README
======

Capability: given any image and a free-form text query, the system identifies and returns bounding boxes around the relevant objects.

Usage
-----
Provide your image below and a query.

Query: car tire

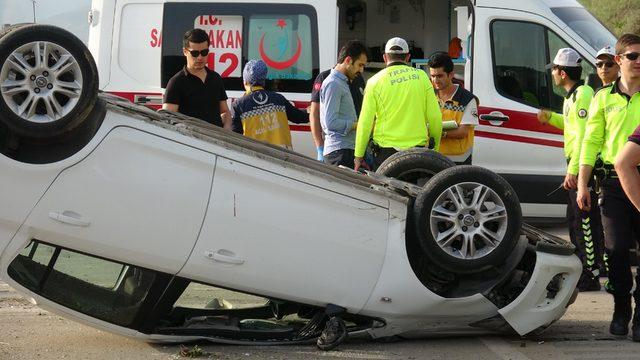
[375,149,456,186]
[413,165,522,274]
[0,24,98,140]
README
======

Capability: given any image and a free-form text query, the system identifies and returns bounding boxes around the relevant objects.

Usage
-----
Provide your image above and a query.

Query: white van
[1,0,91,44]
[87,0,617,220]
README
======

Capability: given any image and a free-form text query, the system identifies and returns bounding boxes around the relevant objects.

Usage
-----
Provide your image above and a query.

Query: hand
[316,147,324,161]
[537,109,551,124]
[576,184,591,211]
[354,157,370,172]
[563,173,577,190]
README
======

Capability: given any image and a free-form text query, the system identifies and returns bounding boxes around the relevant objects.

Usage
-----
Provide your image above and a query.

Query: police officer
[577,34,640,341]
[537,48,603,292]
[354,37,442,171]
[596,45,620,88]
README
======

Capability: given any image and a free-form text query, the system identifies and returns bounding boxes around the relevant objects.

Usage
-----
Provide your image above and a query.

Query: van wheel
[0,24,98,140]
[413,166,522,274]
[375,149,455,186]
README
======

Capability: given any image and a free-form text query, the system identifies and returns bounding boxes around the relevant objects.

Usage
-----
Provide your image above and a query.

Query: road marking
[480,337,531,360]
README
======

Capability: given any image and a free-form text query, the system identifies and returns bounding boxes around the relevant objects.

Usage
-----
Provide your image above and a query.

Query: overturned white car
[0,25,580,349]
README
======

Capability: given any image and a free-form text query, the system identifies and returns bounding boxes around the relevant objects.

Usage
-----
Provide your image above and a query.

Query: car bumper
[498,250,581,335]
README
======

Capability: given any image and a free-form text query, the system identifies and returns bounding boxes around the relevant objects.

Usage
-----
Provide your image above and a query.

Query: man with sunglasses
[577,34,640,342]
[596,46,620,88]
[537,48,602,292]
[163,28,232,129]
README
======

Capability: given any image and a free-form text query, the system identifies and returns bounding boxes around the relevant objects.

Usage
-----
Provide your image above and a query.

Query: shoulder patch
[578,109,588,119]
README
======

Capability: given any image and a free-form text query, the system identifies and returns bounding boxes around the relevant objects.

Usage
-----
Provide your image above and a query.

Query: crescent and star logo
[252,91,269,105]
[258,19,302,70]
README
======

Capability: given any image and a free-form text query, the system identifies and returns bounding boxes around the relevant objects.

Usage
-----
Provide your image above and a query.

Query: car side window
[8,240,167,328]
[491,20,597,113]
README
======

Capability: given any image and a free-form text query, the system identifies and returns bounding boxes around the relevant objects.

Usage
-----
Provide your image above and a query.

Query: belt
[600,164,640,179]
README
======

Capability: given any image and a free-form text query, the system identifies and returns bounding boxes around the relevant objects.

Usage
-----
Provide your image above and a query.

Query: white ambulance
[86,0,617,219]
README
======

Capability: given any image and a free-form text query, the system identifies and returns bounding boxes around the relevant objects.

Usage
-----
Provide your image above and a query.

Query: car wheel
[375,149,455,186]
[413,165,522,274]
[0,24,98,140]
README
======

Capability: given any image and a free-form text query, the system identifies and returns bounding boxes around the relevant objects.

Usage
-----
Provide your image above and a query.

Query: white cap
[385,37,409,54]
[596,45,616,59]
[547,48,582,68]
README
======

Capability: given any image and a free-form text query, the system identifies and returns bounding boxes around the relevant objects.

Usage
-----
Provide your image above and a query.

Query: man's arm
[445,98,477,139]
[309,102,324,148]
[321,82,353,135]
[283,98,309,124]
[567,87,594,176]
[577,95,605,210]
[354,84,376,171]
[162,103,179,112]
[230,100,243,134]
[162,77,180,112]
[219,100,232,130]
[425,86,443,151]
[537,109,563,129]
[616,142,640,211]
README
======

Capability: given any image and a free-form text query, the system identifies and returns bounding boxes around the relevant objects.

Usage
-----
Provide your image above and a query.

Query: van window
[491,21,551,109]
[547,31,597,99]
[491,20,596,113]
[550,7,617,52]
[8,240,169,328]
[161,3,319,93]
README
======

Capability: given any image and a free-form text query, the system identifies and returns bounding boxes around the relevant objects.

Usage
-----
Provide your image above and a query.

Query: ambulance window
[246,14,314,83]
[194,15,244,79]
[118,4,163,88]
[491,21,551,110]
[161,3,318,93]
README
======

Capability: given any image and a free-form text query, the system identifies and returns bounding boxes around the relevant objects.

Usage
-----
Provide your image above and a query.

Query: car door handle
[480,112,510,125]
[133,94,163,105]
[204,250,245,265]
[48,211,91,227]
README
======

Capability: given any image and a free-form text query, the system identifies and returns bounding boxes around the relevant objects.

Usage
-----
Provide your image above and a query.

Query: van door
[472,6,597,218]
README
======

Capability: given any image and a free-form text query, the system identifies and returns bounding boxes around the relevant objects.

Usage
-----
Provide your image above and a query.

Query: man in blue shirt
[319,41,368,168]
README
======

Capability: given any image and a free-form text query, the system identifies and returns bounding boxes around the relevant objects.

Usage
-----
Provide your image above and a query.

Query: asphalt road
[1,226,638,360]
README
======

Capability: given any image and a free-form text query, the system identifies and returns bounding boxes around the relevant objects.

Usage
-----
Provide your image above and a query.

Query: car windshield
[551,7,617,52]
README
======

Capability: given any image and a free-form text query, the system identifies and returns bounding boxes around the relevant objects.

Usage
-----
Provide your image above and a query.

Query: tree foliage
[579,0,640,36]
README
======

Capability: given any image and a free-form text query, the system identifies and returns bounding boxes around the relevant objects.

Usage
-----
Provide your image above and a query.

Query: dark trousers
[324,149,355,169]
[372,147,398,170]
[567,187,605,276]
[600,178,640,298]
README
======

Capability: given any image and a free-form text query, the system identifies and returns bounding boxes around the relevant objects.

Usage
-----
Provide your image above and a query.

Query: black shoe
[317,316,347,351]
[578,274,601,292]
[610,296,632,336]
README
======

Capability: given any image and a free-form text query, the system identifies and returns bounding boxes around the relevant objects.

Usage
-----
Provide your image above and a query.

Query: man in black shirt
[309,42,366,160]
[163,28,231,129]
